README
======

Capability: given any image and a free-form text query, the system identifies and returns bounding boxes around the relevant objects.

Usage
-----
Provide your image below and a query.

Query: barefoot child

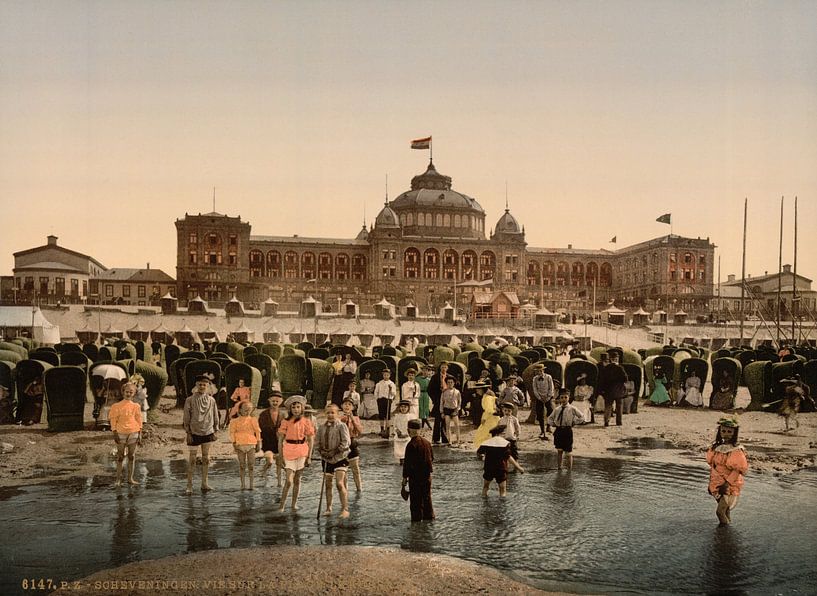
[374,369,397,438]
[109,382,143,487]
[392,399,412,464]
[277,396,315,512]
[258,390,284,485]
[417,365,433,430]
[547,388,585,470]
[477,424,524,497]
[340,397,364,492]
[707,416,749,526]
[229,378,251,418]
[229,401,262,490]
[183,375,220,494]
[497,402,521,460]
[317,404,351,518]
[342,380,361,415]
[441,376,461,445]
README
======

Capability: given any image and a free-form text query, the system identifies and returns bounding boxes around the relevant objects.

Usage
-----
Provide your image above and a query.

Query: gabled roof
[723,271,812,286]
[13,261,87,274]
[14,243,107,270]
[96,268,175,283]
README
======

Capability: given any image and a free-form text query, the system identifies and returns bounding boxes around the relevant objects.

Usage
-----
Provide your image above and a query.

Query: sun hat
[717,416,739,428]
[283,395,307,409]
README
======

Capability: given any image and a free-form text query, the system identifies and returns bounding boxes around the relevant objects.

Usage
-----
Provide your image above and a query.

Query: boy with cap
[259,389,284,486]
[401,368,421,419]
[374,369,397,438]
[183,374,220,494]
[440,376,462,446]
[316,403,351,518]
[497,401,522,460]
[547,388,585,470]
[477,423,525,497]
[499,375,525,408]
[402,419,435,521]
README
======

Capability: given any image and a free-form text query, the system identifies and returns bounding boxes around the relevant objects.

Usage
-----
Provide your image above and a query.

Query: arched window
[351,254,367,280]
[266,251,281,278]
[585,262,598,286]
[556,261,569,286]
[435,213,443,227]
[318,252,333,280]
[284,251,299,279]
[479,251,496,281]
[542,261,554,286]
[335,253,350,280]
[454,214,461,227]
[442,249,458,280]
[443,214,450,227]
[461,250,477,280]
[406,212,414,226]
[404,248,420,279]
[571,262,584,286]
[423,248,440,279]
[249,250,265,278]
[600,262,613,287]
[301,252,316,280]
[527,261,540,286]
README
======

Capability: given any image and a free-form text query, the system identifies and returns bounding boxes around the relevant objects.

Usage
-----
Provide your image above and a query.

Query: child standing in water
[477,424,525,497]
[277,396,315,512]
[392,399,412,464]
[340,397,364,492]
[259,390,284,486]
[229,402,262,490]
[706,416,749,526]
[547,388,585,470]
[109,382,143,487]
[440,376,462,445]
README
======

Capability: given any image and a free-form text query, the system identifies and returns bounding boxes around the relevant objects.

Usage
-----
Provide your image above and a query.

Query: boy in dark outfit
[477,424,525,497]
[401,419,435,521]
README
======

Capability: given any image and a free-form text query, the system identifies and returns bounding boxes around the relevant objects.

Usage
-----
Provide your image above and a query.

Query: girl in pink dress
[706,416,749,526]
[277,395,315,512]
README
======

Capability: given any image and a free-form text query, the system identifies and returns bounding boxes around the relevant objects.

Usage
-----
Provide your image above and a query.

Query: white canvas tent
[0,306,61,344]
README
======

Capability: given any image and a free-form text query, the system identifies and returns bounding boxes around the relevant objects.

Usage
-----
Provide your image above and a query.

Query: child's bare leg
[114,442,125,486]
[186,448,197,494]
[566,452,573,470]
[444,415,451,443]
[127,443,138,484]
[498,480,508,497]
[276,457,283,486]
[291,470,302,510]
[323,473,334,514]
[482,479,491,497]
[247,452,255,490]
[453,416,460,444]
[237,448,246,489]
[200,443,212,491]
[336,470,349,517]
[556,449,564,469]
[262,452,273,476]
[349,458,362,491]
[716,496,730,525]
[279,468,293,511]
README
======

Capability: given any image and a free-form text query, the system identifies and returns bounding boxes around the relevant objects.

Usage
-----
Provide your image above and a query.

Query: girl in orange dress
[277,395,315,512]
[229,402,262,490]
[229,378,251,418]
[109,382,143,487]
[706,416,749,526]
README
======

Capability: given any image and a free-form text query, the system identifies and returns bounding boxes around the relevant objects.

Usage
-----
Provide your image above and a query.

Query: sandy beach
[1,384,814,488]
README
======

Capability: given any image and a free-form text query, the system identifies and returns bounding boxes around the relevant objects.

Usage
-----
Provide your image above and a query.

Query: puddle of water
[0,444,815,595]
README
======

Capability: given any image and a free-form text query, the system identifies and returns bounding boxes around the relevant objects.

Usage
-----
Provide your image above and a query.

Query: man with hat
[530,363,556,440]
[259,389,284,486]
[597,349,628,427]
[183,374,220,494]
[401,419,435,522]
[499,375,525,408]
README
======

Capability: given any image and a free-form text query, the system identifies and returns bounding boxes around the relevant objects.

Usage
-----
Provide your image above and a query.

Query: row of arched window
[525,261,613,287]
[398,212,484,232]
[249,250,367,281]
[402,248,494,281]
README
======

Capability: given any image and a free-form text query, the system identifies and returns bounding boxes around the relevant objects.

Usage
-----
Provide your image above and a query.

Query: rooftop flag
[656,213,671,224]
[610,236,617,243]
[411,136,432,150]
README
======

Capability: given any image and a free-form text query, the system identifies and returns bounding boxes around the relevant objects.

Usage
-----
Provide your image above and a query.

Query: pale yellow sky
[1,1,815,282]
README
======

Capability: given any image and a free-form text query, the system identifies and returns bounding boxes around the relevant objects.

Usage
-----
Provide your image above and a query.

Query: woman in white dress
[571,374,594,424]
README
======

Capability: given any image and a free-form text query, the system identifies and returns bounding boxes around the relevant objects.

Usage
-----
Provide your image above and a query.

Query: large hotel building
[175,160,716,316]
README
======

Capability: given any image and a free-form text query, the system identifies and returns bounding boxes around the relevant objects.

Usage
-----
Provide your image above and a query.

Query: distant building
[90,264,176,306]
[175,160,717,316]
[716,265,816,320]
[10,235,106,305]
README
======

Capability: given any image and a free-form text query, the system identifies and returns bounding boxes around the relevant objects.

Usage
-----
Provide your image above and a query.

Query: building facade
[90,265,176,306]
[175,161,717,316]
[10,235,107,305]
[716,265,816,320]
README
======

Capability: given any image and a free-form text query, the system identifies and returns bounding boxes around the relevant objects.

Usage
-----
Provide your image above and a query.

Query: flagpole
[777,196,784,347]
[792,196,798,343]
[430,138,433,163]
[739,198,747,345]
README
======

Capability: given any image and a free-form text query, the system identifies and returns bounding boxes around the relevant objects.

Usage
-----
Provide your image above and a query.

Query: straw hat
[283,395,307,409]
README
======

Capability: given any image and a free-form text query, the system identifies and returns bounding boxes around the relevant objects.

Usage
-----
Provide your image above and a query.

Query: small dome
[495,209,522,234]
[355,224,369,240]
[374,202,400,228]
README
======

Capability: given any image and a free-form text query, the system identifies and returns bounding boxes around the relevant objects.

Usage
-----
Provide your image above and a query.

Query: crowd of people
[106,347,757,526]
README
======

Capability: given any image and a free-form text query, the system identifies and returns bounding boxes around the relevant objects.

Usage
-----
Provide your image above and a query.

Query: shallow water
[1,444,816,595]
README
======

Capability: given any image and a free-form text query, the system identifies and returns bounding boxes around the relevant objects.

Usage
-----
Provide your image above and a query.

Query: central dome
[390,161,486,240]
